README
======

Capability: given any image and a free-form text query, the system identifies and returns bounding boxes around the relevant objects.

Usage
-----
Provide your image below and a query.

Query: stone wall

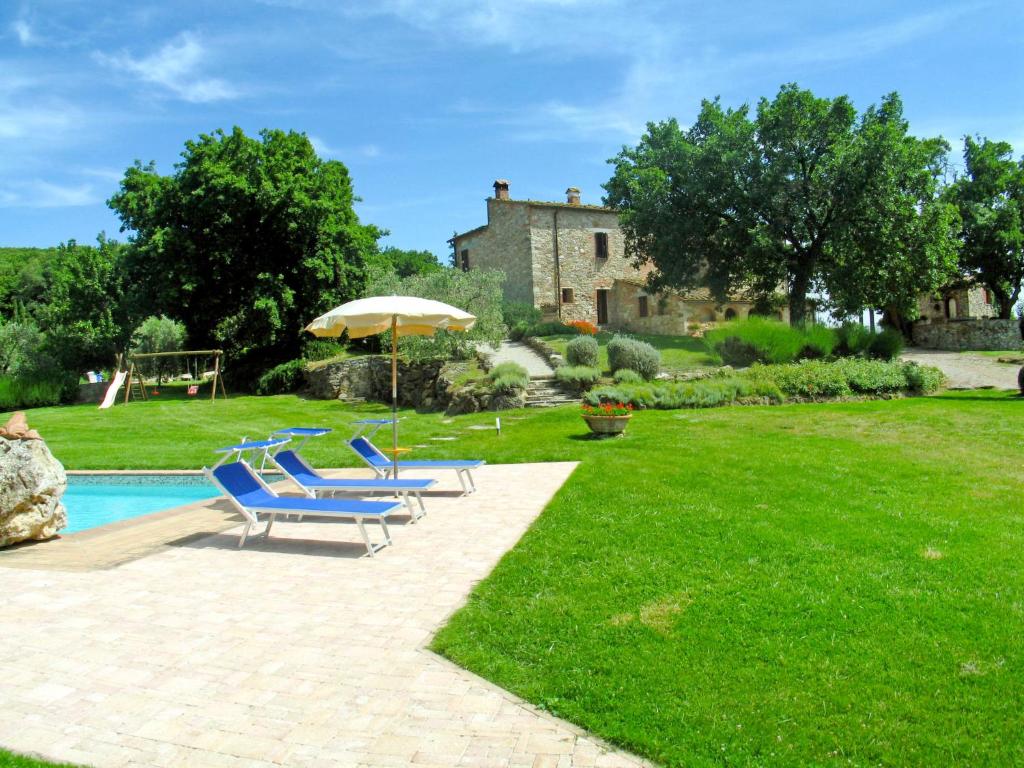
[304,356,452,411]
[529,205,645,324]
[452,199,535,306]
[911,318,1021,351]
[608,282,761,334]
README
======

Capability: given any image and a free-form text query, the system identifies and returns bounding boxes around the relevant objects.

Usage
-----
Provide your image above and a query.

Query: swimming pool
[63,475,220,534]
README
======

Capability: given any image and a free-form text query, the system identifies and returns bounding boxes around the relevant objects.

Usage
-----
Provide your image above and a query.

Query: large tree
[944,136,1024,318]
[37,235,132,373]
[604,84,957,326]
[109,127,383,381]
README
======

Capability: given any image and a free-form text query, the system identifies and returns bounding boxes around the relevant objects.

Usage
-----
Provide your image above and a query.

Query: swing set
[121,349,227,404]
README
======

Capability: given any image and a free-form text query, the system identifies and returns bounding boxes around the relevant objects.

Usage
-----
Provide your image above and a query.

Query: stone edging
[522,335,564,369]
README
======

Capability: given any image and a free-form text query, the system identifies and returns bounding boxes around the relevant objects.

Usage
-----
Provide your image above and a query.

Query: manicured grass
[970,350,1023,361]
[540,331,718,372]
[0,750,79,767]
[4,392,1023,765]
[433,392,1024,766]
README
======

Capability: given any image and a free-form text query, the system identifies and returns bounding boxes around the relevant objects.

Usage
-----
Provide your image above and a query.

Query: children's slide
[98,370,127,409]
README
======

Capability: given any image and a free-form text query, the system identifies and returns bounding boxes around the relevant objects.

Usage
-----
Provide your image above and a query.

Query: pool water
[63,475,220,533]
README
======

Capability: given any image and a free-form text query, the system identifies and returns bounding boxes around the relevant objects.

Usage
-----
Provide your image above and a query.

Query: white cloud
[310,135,383,160]
[12,19,34,45]
[0,180,99,208]
[95,32,237,103]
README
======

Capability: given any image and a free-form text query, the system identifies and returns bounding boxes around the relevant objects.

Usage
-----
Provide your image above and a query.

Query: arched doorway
[724,307,738,321]
[945,297,958,319]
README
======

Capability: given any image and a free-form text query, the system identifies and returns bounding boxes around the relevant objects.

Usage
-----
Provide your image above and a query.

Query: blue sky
[2,1,1022,260]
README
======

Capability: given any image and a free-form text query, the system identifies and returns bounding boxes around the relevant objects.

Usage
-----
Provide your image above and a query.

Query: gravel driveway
[901,348,1020,390]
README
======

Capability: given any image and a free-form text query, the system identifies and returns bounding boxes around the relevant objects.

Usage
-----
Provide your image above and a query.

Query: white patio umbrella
[304,296,476,476]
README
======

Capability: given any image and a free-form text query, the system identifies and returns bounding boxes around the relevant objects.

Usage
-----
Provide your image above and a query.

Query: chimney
[493,179,510,200]
[566,187,581,205]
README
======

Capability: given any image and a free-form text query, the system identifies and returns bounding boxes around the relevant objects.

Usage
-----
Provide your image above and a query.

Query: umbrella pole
[391,315,399,479]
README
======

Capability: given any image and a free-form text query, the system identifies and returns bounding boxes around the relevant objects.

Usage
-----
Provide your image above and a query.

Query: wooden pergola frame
[123,349,227,403]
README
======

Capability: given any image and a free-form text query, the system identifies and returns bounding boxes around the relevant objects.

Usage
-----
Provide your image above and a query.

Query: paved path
[901,348,1020,390]
[0,463,649,768]
[484,341,554,378]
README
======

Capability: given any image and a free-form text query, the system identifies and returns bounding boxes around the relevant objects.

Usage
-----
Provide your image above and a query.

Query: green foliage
[0,319,46,377]
[109,127,383,382]
[36,235,132,374]
[301,338,346,362]
[0,247,57,318]
[836,322,874,356]
[527,321,571,337]
[131,315,187,382]
[374,246,442,278]
[704,318,830,365]
[488,361,529,395]
[502,301,542,329]
[0,375,67,410]
[554,365,601,392]
[586,376,765,409]
[801,323,837,358]
[565,335,599,367]
[255,359,307,395]
[606,334,660,379]
[902,361,946,393]
[605,85,958,325]
[366,267,506,362]
[945,136,1024,318]
[745,358,944,398]
[612,368,643,384]
[868,328,905,360]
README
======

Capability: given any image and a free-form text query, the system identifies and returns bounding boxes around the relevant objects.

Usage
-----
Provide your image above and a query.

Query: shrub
[586,377,759,410]
[566,319,598,335]
[301,338,345,362]
[832,358,911,393]
[746,361,852,398]
[555,365,601,392]
[801,323,838,359]
[0,374,66,409]
[902,362,945,393]
[607,335,660,380]
[488,361,530,395]
[566,335,599,367]
[508,321,530,341]
[530,321,572,337]
[868,329,905,360]
[613,368,643,384]
[502,301,541,329]
[256,359,307,395]
[704,318,832,366]
[836,322,874,357]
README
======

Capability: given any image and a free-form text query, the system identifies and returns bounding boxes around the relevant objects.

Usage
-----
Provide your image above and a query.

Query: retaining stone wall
[911,319,1021,351]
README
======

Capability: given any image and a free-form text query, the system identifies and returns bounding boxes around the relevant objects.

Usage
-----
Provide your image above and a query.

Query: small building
[911,281,1019,350]
[451,180,783,332]
[915,283,998,324]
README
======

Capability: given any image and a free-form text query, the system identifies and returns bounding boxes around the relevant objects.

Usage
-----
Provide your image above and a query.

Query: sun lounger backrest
[274,450,319,480]
[213,462,272,506]
[349,437,389,468]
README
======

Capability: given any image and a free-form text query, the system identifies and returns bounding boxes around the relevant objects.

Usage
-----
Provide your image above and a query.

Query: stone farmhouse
[911,281,1021,350]
[451,180,786,333]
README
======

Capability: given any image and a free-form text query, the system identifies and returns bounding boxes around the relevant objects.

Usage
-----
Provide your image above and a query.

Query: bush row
[585,359,944,409]
[704,318,904,366]
[555,365,602,392]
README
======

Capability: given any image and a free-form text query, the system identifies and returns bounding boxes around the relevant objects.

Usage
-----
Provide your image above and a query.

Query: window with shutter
[595,232,609,259]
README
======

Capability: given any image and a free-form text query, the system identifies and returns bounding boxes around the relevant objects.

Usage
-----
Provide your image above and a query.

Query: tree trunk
[881,305,914,340]
[993,285,1013,319]
[788,266,812,326]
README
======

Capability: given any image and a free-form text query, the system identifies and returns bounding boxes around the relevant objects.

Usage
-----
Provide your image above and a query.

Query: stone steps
[524,377,578,408]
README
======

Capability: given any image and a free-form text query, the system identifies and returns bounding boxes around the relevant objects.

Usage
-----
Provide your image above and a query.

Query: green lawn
[0,751,79,768]
[4,392,1023,766]
[540,331,718,372]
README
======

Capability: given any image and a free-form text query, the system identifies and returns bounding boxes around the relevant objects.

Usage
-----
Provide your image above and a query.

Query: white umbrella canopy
[305,295,476,339]
[304,296,477,477]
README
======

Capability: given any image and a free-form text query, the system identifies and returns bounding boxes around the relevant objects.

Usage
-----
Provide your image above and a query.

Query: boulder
[0,413,67,547]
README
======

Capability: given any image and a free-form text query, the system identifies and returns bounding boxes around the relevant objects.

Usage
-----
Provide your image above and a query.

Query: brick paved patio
[0,462,649,768]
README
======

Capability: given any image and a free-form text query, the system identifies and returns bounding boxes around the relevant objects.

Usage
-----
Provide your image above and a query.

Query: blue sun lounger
[347,436,484,495]
[269,448,436,520]
[204,456,401,555]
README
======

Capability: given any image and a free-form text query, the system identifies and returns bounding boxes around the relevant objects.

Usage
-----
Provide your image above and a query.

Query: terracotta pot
[582,413,631,436]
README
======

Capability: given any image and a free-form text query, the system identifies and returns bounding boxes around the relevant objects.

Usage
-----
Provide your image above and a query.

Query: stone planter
[582,413,631,436]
